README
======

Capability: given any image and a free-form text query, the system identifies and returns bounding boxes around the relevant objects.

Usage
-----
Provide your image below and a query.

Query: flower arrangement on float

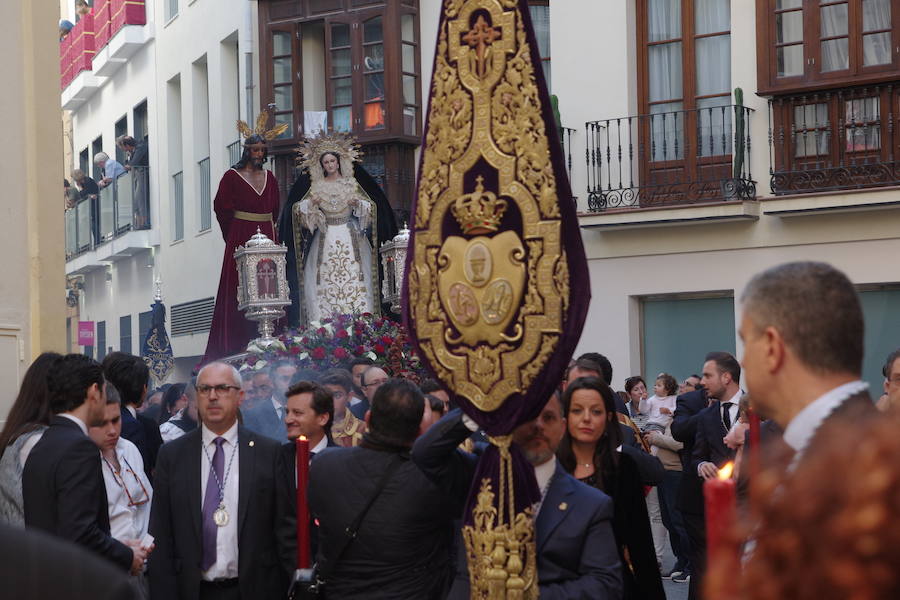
[241,312,424,382]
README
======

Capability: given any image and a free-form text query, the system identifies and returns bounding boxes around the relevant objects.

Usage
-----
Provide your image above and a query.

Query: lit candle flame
[717,462,734,480]
[298,435,307,441]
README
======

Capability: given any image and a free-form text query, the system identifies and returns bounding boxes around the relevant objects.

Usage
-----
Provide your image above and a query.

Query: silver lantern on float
[235,228,290,350]
[379,224,410,315]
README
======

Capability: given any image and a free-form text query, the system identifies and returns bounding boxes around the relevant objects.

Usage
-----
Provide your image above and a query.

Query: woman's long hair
[0,352,63,449]
[557,376,623,493]
[158,382,187,425]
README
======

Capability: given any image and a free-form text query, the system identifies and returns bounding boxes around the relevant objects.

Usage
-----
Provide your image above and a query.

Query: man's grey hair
[741,261,863,376]
[93,152,109,164]
[196,361,242,388]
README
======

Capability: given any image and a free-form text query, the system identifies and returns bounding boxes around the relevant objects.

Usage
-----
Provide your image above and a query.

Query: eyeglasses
[362,378,388,388]
[196,384,241,395]
[103,457,150,507]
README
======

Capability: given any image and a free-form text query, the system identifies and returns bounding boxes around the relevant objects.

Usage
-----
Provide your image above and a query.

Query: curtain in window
[863,0,892,66]
[529,6,551,88]
[820,3,849,72]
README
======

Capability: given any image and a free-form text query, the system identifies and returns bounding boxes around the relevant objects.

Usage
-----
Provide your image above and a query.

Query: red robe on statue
[203,168,280,362]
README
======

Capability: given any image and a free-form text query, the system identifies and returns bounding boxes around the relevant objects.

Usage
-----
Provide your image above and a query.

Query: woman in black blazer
[558,377,666,600]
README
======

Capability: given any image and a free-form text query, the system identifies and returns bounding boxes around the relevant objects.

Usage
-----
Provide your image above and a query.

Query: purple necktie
[201,437,225,571]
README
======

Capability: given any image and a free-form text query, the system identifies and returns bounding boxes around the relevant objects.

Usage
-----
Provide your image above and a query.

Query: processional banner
[402,1,591,597]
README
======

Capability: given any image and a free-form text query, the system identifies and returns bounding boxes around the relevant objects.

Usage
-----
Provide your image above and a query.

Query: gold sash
[234,210,271,223]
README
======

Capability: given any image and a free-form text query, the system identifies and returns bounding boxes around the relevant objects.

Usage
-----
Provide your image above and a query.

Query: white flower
[365,351,377,360]
[299,352,309,360]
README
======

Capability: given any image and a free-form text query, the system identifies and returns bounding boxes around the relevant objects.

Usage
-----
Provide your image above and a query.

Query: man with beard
[23,354,147,574]
[203,115,285,362]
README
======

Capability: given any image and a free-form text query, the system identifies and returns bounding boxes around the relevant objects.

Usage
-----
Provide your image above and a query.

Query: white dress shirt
[783,380,869,464]
[200,422,240,580]
[720,389,741,428]
[100,437,152,543]
[271,397,284,421]
[533,457,557,518]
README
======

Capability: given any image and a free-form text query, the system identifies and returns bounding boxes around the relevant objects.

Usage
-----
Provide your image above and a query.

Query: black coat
[671,389,708,514]
[690,401,738,475]
[0,523,133,600]
[22,416,133,571]
[120,406,163,480]
[148,426,287,600]
[308,443,456,599]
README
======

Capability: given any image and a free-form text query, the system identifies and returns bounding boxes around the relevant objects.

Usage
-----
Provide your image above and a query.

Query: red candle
[704,462,736,564]
[295,435,310,569]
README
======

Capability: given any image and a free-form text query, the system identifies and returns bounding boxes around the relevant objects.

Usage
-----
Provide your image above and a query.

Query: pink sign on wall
[78,321,95,346]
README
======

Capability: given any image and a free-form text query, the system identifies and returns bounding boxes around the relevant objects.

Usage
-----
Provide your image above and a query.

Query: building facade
[65,0,900,394]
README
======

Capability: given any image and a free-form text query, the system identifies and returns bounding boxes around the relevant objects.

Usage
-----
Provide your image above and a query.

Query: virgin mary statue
[278,131,397,326]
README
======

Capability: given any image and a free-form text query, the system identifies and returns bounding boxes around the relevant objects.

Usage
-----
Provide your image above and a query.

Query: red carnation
[333,347,349,359]
[301,337,310,345]
[317,327,327,336]
[312,346,327,360]
[290,346,301,355]
[336,329,349,339]
[381,335,394,345]
[374,343,385,354]
[354,345,365,356]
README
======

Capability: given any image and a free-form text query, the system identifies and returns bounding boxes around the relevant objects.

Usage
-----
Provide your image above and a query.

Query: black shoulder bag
[288,455,405,599]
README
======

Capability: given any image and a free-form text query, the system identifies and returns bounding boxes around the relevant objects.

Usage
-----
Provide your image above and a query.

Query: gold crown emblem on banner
[452,176,509,235]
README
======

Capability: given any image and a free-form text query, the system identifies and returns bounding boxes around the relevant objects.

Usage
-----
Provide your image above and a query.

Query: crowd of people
[2,261,900,600]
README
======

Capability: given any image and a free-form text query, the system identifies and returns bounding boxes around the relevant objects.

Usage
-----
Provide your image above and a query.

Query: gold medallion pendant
[213,504,229,527]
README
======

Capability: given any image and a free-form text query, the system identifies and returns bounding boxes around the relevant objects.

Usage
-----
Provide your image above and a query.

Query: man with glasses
[877,348,900,411]
[149,362,287,600]
[353,366,388,420]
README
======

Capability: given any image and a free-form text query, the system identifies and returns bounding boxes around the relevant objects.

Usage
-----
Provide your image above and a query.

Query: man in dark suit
[738,261,877,465]
[413,397,623,599]
[275,380,337,574]
[352,365,388,420]
[0,523,134,600]
[23,354,144,574]
[103,352,163,478]
[243,360,295,441]
[149,361,286,600]
[308,379,459,599]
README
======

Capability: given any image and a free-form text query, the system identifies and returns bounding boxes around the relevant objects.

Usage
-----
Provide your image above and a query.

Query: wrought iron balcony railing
[585,104,755,211]
[769,84,900,194]
[65,166,152,261]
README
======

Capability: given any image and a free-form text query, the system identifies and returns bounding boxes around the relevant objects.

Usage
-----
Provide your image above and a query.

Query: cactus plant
[733,87,745,179]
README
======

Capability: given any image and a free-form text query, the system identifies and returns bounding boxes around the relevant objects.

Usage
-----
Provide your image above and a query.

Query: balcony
[768,84,900,196]
[59,0,150,106]
[65,167,155,274]
[584,104,756,212]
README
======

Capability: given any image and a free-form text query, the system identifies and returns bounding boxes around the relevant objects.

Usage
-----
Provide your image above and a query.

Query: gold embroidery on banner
[412,0,570,412]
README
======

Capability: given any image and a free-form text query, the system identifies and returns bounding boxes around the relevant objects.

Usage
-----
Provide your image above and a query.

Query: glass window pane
[794,130,830,157]
[364,44,384,72]
[776,0,802,8]
[777,44,804,76]
[273,31,291,56]
[365,73,385,102]
[331,49,351,77]
[274,112,293,139]
[274,57,292,84]
[542,60,551,90]
[364,102,385,130]
[648,0,681,42]
[404,106,417,136]
[821,38,849,71]
[403,75,416,105]
[820,4,848,37]
[697,96,733,156]
[793,103,829,157]
[274,85,293,112]
[331,23,350,48]
[793,103,829,128]
[648,101,684,161]
[364,17,383,44]
[402,43,416,73]
[529,5,550,58]
[695,34,730,96]
[695,0,729,34]
[863,0,891,31]
[401,14,415,43]
[864,32,892,66]
[332,77,352,105]
[648,41,683,103]
[776,10,803,43]
[331,107,352,132]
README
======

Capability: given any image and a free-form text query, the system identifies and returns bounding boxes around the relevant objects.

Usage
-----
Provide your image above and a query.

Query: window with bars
[529,1,551,90]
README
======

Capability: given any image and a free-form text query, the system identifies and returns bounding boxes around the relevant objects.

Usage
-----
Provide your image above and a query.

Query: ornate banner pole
[403,1,591,598]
